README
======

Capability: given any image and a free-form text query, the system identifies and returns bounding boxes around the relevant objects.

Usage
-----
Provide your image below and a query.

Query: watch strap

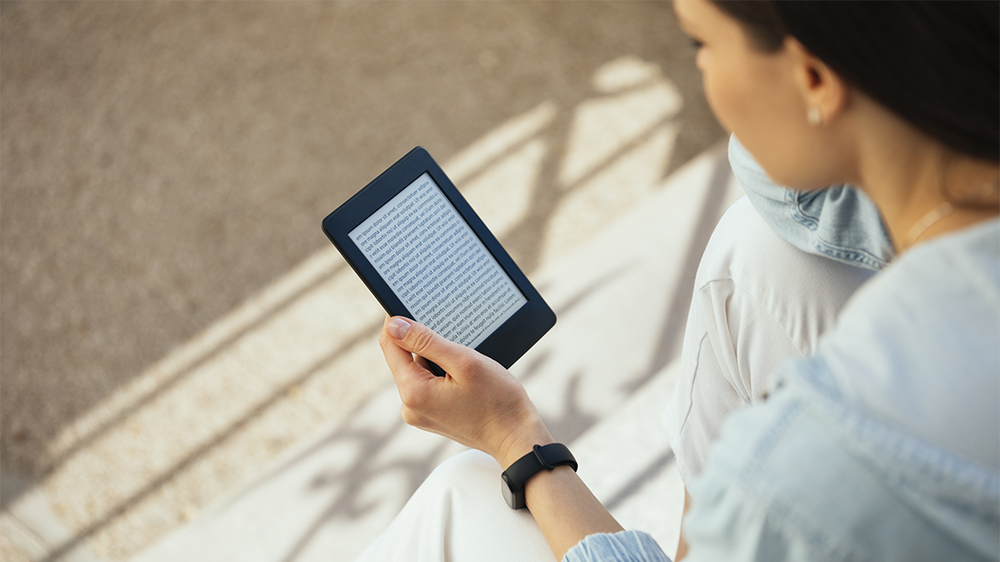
[502,443,577,509]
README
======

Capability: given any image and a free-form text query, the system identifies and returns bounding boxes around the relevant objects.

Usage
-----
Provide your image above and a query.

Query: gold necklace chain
[902,177,1000,248]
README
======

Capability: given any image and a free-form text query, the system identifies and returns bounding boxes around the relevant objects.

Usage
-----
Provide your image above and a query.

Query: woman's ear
[784,37,850,126]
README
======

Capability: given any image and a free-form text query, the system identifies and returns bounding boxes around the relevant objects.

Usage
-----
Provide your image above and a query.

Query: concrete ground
[1,2,726,560]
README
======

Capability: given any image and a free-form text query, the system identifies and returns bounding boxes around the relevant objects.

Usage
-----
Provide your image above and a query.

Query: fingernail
[387,318,411,340]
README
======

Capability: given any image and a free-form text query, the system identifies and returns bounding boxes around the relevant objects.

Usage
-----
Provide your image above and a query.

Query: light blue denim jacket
[563,136,1000,562]
[727,135,894,270]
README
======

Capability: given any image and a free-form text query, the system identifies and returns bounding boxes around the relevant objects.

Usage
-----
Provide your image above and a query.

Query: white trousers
[355,197,872,562]
[662,197,873,483]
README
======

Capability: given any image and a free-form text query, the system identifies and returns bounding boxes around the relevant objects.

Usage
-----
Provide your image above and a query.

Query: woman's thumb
[386,317,466,370]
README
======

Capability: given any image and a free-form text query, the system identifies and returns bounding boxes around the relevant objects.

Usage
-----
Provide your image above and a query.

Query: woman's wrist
[495,419,554,469]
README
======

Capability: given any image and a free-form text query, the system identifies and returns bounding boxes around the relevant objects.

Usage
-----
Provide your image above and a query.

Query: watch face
[501,471,520,509]
[501,477,514,507]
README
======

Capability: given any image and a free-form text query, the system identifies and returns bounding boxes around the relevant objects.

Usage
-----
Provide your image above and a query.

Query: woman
[360,1,999,560]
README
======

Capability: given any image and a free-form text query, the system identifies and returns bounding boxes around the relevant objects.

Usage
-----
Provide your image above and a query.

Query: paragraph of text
[350,173,526,348]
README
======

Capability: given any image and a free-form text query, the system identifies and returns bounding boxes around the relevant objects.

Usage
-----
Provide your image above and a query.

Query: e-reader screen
[348,172,528,349]
[322,146,555,372]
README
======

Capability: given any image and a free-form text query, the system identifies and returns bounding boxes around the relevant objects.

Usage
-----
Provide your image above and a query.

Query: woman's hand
[380,316,625,559]
[378,316,552,468]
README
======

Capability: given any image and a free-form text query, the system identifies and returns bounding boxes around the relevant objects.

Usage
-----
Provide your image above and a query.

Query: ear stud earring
[807,106,822,126]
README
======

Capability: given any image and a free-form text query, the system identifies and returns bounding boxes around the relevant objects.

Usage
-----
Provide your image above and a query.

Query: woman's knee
[696,196,873,353]
[421,449,500,497]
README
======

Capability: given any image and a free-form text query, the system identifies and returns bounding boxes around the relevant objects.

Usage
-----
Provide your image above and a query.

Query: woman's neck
[851,107,999,254]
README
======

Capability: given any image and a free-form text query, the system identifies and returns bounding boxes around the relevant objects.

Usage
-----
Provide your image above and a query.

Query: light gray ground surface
[1,2,726,560]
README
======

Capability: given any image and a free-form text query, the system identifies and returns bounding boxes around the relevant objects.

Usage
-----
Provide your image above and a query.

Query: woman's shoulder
[808,218,1000,468]
[839,217,999,344]
[687,232,1000,561]
[874,217,1000,304]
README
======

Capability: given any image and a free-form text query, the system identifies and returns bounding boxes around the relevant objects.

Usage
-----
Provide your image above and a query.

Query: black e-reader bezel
[321,146,556,371]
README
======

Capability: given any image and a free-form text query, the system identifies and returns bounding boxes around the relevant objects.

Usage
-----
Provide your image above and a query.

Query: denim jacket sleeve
[563,531,673,562]
[680,356,1000,562]
[728,135,894,271]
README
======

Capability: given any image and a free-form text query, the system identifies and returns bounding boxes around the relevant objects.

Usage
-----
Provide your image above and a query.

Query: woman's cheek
[700,58,740,135]
[695,48,708,74]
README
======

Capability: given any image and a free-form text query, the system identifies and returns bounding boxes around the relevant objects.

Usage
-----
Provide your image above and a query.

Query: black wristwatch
[501,443,578,510]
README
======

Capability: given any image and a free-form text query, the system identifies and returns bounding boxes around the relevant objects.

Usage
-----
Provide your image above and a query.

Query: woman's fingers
[379,322,435,383]
[378,315,541,459]
[383,317,475,376]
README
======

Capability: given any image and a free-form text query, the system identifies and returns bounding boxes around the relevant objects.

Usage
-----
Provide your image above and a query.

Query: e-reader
[322,147,556,376]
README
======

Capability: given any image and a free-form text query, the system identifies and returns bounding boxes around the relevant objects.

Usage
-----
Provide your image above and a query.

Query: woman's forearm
[497,427,624,560]
[524,464,625,560]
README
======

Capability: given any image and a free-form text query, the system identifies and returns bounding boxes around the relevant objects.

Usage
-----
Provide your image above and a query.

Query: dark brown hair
[712,1,999,164]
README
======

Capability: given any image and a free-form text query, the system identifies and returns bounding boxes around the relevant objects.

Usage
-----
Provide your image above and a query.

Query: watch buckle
[532,444,555,470]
